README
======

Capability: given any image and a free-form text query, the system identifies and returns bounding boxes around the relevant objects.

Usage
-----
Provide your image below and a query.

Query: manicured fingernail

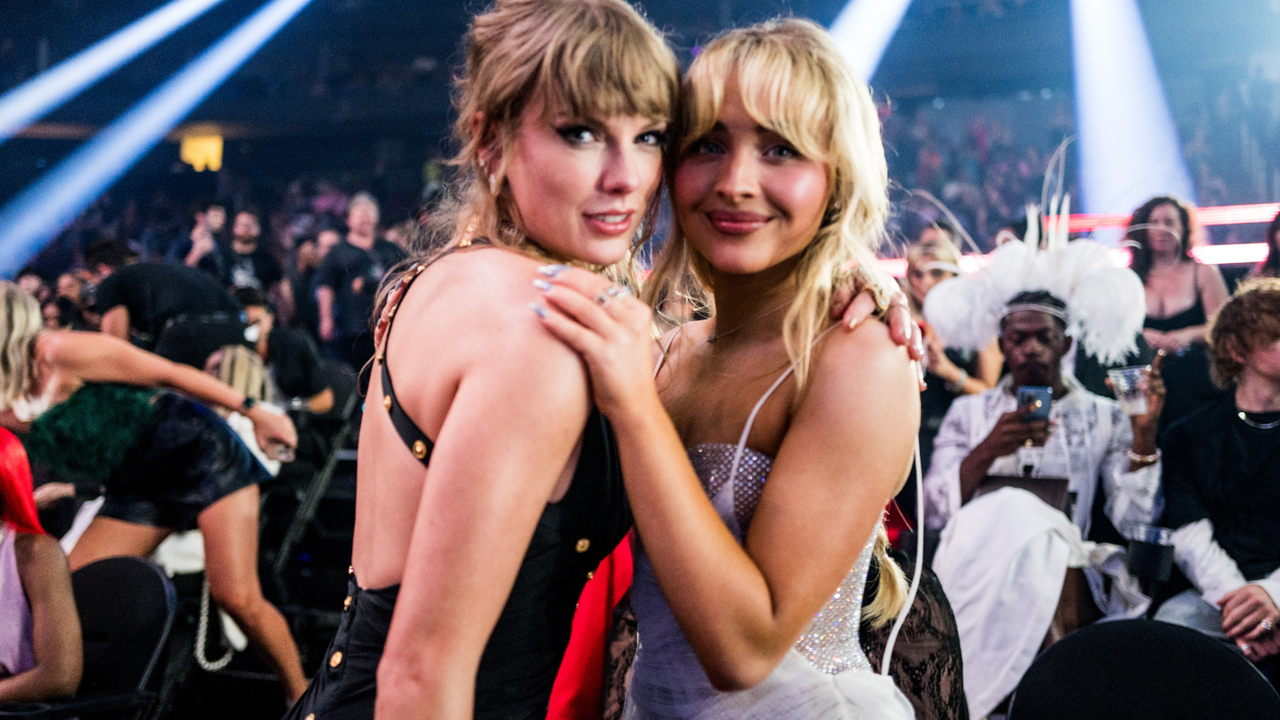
[847,316,859,329]
[533,279,552,291]
[537,264,569,277]
[529,303,548,318]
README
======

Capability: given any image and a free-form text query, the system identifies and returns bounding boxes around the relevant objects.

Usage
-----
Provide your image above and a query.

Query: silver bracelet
[947,369,969,393]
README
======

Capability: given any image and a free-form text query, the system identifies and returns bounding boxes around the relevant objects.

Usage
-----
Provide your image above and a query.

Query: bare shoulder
[802,319,919,418]
[13,532,70,586]
[401,247,588,386]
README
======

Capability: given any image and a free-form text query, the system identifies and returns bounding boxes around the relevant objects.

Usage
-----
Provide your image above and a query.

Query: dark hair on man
[1209,278,1280,388]
[1002,290,1068,330]
[236,205,262,221]
[233,287,272,312]
[16,266,44,282]
[192,197,223,216]
[922,219,956,238]
[1127,196,1193,283]
[84,240,138,270]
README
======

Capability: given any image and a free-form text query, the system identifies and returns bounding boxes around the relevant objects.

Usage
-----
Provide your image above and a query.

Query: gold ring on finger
[1262,619,1274,633]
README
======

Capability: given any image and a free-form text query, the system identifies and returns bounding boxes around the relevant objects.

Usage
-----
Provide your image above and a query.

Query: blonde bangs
[542,9,677,123]
[677,30,835,169]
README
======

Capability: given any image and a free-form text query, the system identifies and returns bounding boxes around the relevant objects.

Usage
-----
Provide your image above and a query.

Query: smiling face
[673,80,829,277]
[502,98,666,266]
[1146,202,1185,256]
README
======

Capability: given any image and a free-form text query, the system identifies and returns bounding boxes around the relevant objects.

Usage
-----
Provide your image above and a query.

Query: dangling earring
[488,173,498,194]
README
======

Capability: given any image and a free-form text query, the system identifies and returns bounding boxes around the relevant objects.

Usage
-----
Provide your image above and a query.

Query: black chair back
[73,557,176,695]
[1008,619,1280,720]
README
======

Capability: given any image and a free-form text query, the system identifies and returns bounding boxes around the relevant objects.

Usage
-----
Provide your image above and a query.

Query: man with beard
[200,208,284,295]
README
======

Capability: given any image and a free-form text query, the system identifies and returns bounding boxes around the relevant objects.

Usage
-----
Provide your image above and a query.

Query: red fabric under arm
[0,427,44,535]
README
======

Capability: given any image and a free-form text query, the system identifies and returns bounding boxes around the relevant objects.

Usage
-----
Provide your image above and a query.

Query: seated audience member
[921,235,1163,718]
[905,238,1002,475]
[86,240,248,368]
[0,427,81,704]
[1156,278,1280,664]
[1247,209,1280,280]
[285,234,325,339]
[1129,196,1230,434]
[315,192,405,370]
[15,270,49,306]
[199,208,285,297]
[233,288,333,414]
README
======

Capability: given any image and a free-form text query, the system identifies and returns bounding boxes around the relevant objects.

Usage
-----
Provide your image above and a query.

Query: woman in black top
[1157,278,1280,663]
[284,2,678,719]
[1127,196,1230,433]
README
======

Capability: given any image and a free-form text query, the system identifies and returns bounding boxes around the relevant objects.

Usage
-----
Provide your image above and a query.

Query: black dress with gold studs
[283,254,632,720]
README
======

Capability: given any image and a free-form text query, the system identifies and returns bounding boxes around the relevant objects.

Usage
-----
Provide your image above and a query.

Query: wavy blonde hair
[644,18,905,627]
[439,0,678,260]
[644,18,890,388]
[0,282,45,413]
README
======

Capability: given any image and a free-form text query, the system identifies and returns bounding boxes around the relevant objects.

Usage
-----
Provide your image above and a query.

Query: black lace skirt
[861,550,969,720]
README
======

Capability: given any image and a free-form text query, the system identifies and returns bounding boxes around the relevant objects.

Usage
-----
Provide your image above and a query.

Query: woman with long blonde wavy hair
[536,18,920,719]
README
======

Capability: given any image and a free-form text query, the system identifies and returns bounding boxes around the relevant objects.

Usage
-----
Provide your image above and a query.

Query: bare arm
[0,534,82,703]
[316,286,336,342]
[37,331,295,450]
[375,324,593,719]
[98,306,130,340]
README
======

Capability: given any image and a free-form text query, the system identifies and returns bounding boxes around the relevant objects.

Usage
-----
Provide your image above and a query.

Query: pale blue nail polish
[537,264,569,277]
[533,279,552,291]
[529,303,548,318]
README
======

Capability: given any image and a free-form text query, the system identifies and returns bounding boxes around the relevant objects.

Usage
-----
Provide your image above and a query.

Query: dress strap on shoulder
[727,324,839,484]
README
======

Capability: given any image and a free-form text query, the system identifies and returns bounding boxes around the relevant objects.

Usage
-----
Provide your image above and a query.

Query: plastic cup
[1107,365,1149,416]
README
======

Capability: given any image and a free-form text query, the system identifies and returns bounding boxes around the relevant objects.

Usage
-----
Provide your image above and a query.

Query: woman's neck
[1149,247,1183,270]
[1236,370,1280,413]
[707,258,801,342]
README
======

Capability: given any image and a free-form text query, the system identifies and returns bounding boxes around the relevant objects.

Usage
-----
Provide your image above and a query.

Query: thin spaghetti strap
[727,325,840,485]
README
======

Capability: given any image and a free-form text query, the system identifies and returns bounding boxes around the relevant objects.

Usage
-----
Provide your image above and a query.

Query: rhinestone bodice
[684,443,875,674]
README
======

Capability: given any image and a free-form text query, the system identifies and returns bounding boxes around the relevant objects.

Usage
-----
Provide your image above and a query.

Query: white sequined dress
[624,362,916,719]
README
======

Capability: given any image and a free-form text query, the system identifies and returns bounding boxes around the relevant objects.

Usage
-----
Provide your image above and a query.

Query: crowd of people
[2,0,1279,719]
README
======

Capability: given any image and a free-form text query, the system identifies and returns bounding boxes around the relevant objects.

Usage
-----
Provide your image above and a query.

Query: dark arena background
[1,1,1278,719]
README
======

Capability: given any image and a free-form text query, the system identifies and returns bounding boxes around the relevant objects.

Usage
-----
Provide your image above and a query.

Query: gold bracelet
[1127,448,1161,465]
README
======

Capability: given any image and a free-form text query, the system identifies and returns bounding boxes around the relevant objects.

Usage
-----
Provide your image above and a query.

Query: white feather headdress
[922,193,1146,365]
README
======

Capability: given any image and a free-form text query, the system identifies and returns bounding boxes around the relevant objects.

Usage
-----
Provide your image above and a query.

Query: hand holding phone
[1017,385,1053,422]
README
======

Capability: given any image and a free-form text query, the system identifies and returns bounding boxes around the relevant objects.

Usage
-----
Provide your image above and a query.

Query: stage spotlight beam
[1071,0,1194,217]
[0,0,227,145]
[828,0,913,82]
[0,0,312,277]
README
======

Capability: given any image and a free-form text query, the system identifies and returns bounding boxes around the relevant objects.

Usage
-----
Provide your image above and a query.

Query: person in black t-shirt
[87,240,247,368]
[199,209,285,294]
[1156,278,1280,664]
[234,288,333,414]
[315,193,405,370]
[166,197,226,267]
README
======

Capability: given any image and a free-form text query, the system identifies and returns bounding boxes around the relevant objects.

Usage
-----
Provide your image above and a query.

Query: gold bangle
[1127,448,1161,465]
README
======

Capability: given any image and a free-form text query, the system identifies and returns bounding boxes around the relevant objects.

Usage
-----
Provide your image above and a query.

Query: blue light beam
[1071,0,1194,216]
[0,0,313,276]
[828,0,913,82]
[0,0,227,146]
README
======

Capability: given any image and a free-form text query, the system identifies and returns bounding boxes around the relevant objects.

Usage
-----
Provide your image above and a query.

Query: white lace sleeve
[923,396,974,531]
[1099,403,1162,538]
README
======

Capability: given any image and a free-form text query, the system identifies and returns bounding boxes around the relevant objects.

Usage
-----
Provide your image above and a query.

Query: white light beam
[1071,0,1194,216]
[828,0,913,82]
[0,0,228,145]
[0,0,313,276]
